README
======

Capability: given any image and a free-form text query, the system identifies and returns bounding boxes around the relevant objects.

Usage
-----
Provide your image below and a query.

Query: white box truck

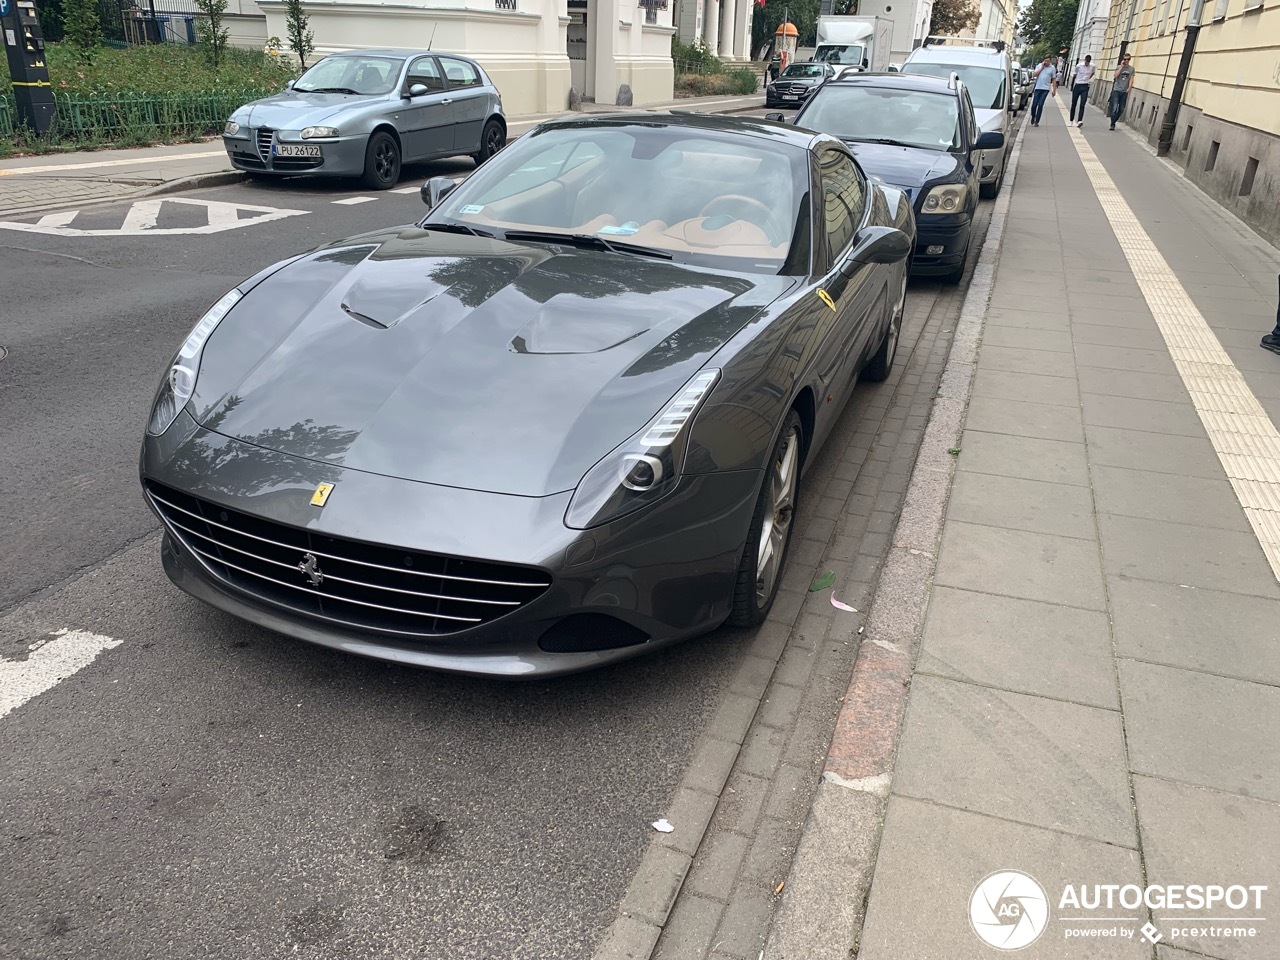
[813,15,894,73]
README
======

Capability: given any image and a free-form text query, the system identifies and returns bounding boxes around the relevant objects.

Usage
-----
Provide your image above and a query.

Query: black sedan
[787,72,1004,283]
[766,62,837,108]
[140,114,913,677]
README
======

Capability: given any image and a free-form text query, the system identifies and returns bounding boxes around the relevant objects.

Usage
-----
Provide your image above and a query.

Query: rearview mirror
[764,112,786,122]
[846,226,912,268]
[421,176,459,210]
[407,83,429,98]
[973,131,1005,151]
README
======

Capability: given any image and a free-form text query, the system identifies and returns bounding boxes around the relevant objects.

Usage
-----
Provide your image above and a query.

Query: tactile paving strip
[1060,103,1280,581]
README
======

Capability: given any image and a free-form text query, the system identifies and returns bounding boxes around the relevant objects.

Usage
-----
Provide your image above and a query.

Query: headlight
[224,120,240,136]
[146,289,242,436]
[921,183,968,215]
[301,126,340,139]
[565,369,720,529]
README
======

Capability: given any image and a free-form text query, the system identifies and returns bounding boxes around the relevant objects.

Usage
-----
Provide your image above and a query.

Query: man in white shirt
[1069,55,1097,127]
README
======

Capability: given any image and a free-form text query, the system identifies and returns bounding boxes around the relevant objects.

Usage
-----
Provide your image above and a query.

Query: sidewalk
[0,92,763,218]
[768,94,1280,959]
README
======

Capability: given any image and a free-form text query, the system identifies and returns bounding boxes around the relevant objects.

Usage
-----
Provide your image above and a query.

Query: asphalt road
[0,153,974,960]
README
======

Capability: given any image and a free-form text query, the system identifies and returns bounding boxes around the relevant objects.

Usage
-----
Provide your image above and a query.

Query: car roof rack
[922,35,1006,52]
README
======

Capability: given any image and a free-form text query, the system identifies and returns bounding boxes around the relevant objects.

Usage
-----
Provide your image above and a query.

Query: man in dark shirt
[1110,55,1135,130]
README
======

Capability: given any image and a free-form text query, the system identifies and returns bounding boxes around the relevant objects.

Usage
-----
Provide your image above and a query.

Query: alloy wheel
[755,425,800,605]
[374,140,396,183]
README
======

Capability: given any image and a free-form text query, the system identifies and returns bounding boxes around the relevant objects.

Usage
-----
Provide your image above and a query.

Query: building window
[645,4,658,21]
[1182,124,1192,151]
[1212,0,1228,18]
[1240,157,1259,195]
[1206,139,1220,171]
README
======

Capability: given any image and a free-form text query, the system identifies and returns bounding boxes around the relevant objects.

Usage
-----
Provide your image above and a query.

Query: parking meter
[2,0,56,136]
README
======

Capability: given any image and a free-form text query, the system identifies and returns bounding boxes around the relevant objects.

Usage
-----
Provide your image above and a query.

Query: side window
[818,149,865,262]
[406,56,444,93]
[963,90,978,145]
[440,57,481,89]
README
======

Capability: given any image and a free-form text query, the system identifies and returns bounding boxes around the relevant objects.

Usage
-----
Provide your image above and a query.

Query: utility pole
[1156,0,1206,156]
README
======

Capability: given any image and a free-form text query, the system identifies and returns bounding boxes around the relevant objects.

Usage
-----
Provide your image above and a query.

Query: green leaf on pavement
[809,571,836,592]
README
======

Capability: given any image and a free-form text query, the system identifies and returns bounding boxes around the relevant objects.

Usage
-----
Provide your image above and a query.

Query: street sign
[0,197,309,236]
[0,0,12,20]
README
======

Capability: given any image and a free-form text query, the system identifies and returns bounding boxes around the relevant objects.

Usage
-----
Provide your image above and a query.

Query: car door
[961,88,982,206]
[438,56,487,154]
[813,147,880,409]
[398,55,455,160]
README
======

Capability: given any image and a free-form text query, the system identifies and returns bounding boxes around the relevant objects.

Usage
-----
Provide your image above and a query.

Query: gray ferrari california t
[140,113,915,677]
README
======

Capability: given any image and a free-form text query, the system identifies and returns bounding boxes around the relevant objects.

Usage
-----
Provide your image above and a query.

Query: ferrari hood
[189,228,790,497]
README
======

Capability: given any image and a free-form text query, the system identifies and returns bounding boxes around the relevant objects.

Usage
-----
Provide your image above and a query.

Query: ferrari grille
[146,482,552,638]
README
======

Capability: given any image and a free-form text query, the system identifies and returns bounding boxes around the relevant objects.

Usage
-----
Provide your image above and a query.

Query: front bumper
[141,412,761,677]
[910,216,972,275]
[223,132,369,178]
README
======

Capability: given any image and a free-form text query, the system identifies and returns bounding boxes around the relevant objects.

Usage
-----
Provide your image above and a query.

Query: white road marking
[0,197,308,236]
[1059,98,1280,580]
[0,628,122,720]
[333,196,378,205]
[390,184,423,194]
[0,148,225,176]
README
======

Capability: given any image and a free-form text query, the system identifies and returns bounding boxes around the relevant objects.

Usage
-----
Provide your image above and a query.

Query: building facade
[247,0,673,114]
[1093,0,1280,246]
[672,0,754,59]
[858,0,936,62]
[1068,0,1110,63]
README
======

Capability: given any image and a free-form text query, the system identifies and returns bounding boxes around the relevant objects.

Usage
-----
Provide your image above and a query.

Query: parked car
[140,113,914,677]
[1013,66,1032,112]
[784,72,1003,283]
[901,38,1013,198]
[222,49,507,190]
[765,61,837,108]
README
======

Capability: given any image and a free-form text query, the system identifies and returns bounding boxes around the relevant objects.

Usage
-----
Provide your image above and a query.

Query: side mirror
[845,226,912,269]
[285,79,295,90]
[407,83,429,98]
[764,112,786,122]
[421,176,459,210]
[973,130,1005,151]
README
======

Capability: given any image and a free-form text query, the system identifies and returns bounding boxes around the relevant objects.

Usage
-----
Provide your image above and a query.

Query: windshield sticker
[598,222,640,236]
[460,204,485,214]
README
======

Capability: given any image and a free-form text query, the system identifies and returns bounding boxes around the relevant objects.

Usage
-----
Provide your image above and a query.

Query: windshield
[782,64,827,78]
[801,86,962,152]
[430,124,810,273]
[294,56,404,95]
[815,44,865,65]
[903,63,1006,110]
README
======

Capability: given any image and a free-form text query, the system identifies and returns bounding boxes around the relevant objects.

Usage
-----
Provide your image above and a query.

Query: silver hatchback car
[222,49,506,190]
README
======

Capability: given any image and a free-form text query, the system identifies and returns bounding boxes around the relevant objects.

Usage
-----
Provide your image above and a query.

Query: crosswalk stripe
[333,196,378,205]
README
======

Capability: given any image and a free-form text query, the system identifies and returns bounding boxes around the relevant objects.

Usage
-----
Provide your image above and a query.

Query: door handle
[441,98,453,104]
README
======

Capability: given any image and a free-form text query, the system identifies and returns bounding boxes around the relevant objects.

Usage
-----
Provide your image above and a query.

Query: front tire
[862,288,903,383]
[361,131,401,190]
[472,119,506,167]
[729,411,803,627]
[942,241,969,285]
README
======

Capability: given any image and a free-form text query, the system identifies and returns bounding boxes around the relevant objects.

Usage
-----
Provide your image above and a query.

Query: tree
[194,0,230,69]
[930,0,981,36]
[284,0,315,69]
[1017,0,1079,55]
[61,0,101,60]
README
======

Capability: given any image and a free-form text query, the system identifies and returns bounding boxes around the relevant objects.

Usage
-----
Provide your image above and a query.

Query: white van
[900,37,1013,198]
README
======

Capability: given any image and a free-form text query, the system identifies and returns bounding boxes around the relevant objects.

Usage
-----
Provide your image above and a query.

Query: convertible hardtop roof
[535,110,838,153]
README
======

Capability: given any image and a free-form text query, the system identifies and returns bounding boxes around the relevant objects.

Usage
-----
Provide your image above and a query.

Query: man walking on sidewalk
[1069,55,1096,126]
[1030,55,1058,127]
[1110,54,1135,130]
[1262,275,1280,356]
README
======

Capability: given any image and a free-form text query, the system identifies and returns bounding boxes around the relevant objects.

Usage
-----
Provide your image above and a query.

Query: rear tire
[472,119,506,167]
[361,131,401,190]
[729,411,803,628]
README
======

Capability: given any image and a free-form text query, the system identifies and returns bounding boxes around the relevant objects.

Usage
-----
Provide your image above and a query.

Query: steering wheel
[698,194,784,242]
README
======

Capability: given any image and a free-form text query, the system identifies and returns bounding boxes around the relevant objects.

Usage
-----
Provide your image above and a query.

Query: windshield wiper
[424,222,495,238]
[304,86,361,95]
[502,230,673,260]
[850,137,924,149]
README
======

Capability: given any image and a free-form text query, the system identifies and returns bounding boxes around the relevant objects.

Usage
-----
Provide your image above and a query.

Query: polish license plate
[783,95,798,101]
[274,143,321,158]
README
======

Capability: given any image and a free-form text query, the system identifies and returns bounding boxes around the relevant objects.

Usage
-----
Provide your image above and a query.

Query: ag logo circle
[969,870,1049,950]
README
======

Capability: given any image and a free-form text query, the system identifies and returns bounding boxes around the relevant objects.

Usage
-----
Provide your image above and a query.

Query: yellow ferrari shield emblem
[817,289,837,312]
[310,482,334,507]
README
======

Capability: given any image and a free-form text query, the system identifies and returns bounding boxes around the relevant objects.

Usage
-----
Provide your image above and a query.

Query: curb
[0,169,244,220]
[762,117,1030,960]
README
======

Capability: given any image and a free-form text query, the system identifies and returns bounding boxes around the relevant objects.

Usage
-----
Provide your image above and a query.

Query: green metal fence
[0,88,275,142]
